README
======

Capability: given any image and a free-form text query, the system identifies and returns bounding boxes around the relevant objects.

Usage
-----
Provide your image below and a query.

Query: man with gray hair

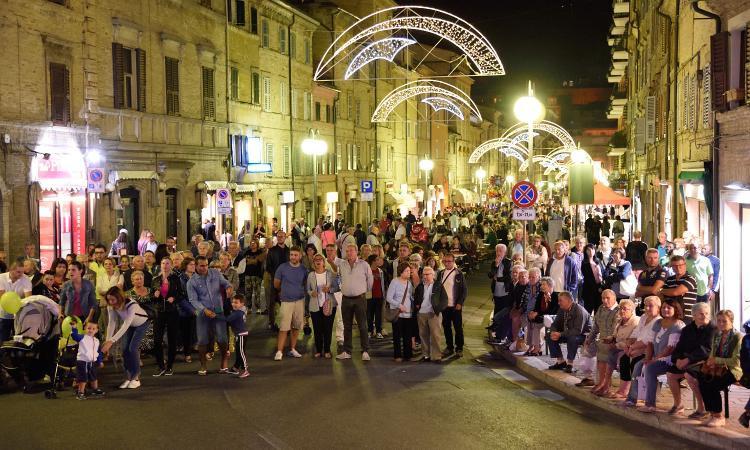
[414,266,447,362]
[547,291,592,373]
[337,244,373,361]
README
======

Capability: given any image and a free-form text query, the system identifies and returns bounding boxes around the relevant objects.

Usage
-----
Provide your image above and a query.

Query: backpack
[127,299,155,320]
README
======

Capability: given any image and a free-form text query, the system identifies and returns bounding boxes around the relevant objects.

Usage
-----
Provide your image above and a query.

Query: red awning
[593,183,631,205]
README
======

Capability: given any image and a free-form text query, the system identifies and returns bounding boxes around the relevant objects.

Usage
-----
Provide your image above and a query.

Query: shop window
[165,188,178,239]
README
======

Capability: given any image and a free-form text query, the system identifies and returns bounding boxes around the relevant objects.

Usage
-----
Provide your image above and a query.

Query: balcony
[613,0,630,16]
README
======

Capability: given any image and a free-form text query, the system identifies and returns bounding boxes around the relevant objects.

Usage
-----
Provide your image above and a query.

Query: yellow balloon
[0,291,22,315]
[61,316,82,338]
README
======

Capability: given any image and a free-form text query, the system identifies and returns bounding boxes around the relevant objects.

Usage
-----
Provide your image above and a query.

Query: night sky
[398,0,613,102]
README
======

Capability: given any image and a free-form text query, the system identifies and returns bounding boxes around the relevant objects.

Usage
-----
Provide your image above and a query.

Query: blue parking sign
[361,180,373,193]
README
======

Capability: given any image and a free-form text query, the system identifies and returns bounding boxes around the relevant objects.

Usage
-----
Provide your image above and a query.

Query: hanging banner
[568,162,594,204]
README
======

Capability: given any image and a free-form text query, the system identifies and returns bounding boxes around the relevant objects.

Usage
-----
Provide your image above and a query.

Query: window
[265,142,274,174]
[262,76,271,111]
[304,38,311,64]
[280,81,287,114]
[325,104,331,123]
[165,188,178,240]
[250,7,258,34]
[48,0,66,4]
[346,91,352,119]
[230,135,248,166]
[283,145,291,177]
[289,32,296,59]
[230,67,239,100]
[112,43,146,111]
[346,143,353,170]
[165,57,180,115]
[354,99,361,125]
[291,89,298,118]
[49,63,70,124]
[315,101,321,121]
[261,19,269,48]
[202,67,215,120]
[303,91,311,120]
[234,0,245,26]
[336,143,342,171]
[251,72,260,104]
[278,26,286,54]
[199,0,211,8]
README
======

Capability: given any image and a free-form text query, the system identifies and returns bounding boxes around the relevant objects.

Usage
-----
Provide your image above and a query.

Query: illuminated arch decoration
[500,121,576,149]
[468,138,529,164]
[421,97,464,120]
[314,6,505,81]
[372,79,481,123]
[345,38,416,80]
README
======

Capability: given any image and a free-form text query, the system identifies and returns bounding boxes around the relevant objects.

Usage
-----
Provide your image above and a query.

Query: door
[119,188,140,254]
[38,191,86,270]
[742,205,750,327]
[165,188,178,239]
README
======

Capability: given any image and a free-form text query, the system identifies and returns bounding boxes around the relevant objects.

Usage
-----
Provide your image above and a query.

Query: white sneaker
[288,349,302,358]
[336,352,352,360]
[362,352,371,361]
[119,380,131,389]
[127,379,141,389]
[274,351,283,361]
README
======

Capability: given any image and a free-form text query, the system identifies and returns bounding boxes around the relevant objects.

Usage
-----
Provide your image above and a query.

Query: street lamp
[475,167,486,203]
[514,81,544,185]
[301,129,328,225]
[419,157,434,216]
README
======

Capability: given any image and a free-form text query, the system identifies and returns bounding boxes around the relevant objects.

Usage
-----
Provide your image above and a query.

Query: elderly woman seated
[665,301,716,418]
[525,277,558,356]
[615,296,661,400]
[597,298,639,398]
[585,290,621,394]
[625,299,685,412]
[697,309,743,428]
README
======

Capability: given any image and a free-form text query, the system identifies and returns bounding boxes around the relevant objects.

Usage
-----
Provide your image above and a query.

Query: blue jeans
[196,313,228,346]
[123,323,148,379]
[626,359,670,406]
[547,334,585,361]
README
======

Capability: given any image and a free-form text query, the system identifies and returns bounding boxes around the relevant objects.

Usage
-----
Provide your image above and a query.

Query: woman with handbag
[307,254,340,359]
[697,309,742,428]
[151,257,182,377]
[126,271,155,354]
[604,248,636,300]
[385,262,414,362]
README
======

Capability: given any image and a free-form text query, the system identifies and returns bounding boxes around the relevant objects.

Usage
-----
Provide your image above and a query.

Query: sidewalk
[491,343,750,449]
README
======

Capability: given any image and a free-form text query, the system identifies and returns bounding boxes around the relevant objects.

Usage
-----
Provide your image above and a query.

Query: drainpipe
[287,16,296,220]
[691,0,722,251]
[655,1,671,240]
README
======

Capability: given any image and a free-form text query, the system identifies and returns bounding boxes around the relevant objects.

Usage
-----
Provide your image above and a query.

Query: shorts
[196,313,228,346]
[76,360,97,383]
[278,299,305,332]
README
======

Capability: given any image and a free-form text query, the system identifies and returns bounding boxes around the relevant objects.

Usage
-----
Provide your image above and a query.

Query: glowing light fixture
[372,79,481,122]
[421,96,464,119]
[514,95,545,124]
[345,37,415,80]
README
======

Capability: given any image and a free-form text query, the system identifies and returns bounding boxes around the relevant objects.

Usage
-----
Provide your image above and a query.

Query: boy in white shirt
[71,321,104,400]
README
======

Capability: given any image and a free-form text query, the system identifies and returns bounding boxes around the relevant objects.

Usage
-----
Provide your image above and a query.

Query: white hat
[119,228,128,234]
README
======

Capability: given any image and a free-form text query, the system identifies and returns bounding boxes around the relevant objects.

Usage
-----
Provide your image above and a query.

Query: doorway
[165,188,178,239]
[119,188,140,254]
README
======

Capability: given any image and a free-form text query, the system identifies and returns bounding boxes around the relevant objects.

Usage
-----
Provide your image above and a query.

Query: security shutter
[165,57,180,115]
[49,63,70,124]
[710,31,729,112]
[112,42,125,109]
[202,67,215,120]
[136,48,146,111]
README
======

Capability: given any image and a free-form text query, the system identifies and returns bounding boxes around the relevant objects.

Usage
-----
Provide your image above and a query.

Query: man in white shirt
[337,244,373,361]
[0,261,33,341]
[308,226,323,254]
[440,253,467,358]
[394,219,407,241]
[548,242,568,294]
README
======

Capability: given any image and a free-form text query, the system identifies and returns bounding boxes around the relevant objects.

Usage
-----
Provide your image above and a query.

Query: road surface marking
[529,389,564,401]
[492,369,529,382]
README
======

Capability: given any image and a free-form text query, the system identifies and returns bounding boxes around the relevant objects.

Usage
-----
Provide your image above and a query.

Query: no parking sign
[511,181,538,208]
[216,188,232,214]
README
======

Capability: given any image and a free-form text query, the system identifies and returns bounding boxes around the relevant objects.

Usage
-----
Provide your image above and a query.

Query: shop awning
[110,170,158,182]
[679,170,704,183]
[452,188,478,204]
[198,181,233,191]
[384,192,403,206]
[235,184,257,193]
[593,183,631,205]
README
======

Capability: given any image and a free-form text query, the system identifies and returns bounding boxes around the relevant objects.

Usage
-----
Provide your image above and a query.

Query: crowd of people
[1,204,748,433]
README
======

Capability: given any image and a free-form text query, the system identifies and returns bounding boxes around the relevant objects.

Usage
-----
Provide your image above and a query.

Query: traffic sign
[361,180,373,193]
[512,207,536,221]
[511,181,538,208]
[216,188,232,214]
[87,168,105,193]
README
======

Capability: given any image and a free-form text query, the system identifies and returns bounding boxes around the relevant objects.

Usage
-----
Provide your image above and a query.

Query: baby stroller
[0,298,61,393]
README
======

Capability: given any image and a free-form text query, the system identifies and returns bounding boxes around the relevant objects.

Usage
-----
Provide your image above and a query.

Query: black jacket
[266,245,290,277]
[671,322,716,365]
[488,258,513,295]
[531,291,559,323]
[437,268,468,306]
[413,282,448,315]
[151,272,182,314]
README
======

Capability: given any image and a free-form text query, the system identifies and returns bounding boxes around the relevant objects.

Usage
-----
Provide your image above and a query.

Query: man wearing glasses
[88,244,108,281]
[661,255,698,319]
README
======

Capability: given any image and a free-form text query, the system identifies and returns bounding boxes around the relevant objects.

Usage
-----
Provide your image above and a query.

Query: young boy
[224,294,249,378]
[71,321,104,400]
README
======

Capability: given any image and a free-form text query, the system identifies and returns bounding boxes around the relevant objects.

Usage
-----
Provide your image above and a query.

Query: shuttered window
[283,145,291,177]
[262,76,271,111]
[49,63,70,124]
[251,72,260,104]
[278,26,286,54]
[280,81,287,114]
[304,39,311,64]
[289,32,296,59]
[165,57,180,115]
[688,73,697,130]
[291,89,298,118]
[702,65,711,129]
[230,67,239,101]
[261,19,269,48]
[265,143,274,174]
[112,43,145,111]
[710,31,729,112]
[202,67,215,120]
[303,91,311,120]
[235,0,245,26]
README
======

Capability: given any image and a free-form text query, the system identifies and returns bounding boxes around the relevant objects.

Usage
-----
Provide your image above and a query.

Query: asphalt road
[1,266,700,450]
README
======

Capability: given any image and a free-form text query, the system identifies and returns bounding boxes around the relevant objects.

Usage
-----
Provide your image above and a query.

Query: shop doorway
[165,188,178,239]
[38,191,86,270]
[742,205,750,327]
[119,188,140,254]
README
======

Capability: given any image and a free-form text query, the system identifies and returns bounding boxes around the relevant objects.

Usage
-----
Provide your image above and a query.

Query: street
[1,268,698,450]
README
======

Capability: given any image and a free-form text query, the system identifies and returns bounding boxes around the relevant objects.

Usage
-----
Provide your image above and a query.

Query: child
[223,294,249,378]
[71,321,104,400]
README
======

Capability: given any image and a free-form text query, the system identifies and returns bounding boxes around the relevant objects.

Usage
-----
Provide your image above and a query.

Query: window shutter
[635,117,645,155]
[165,57,180,115]
[49,63,70,124]
[136,48,146,111]
[291,89,297,118]
[263,76,271,111]
[235,0,245,26]
[744,23,750,103]
[645,95,655,143]
[112,42,125,109]
[702,65,711,128]
[283,145,291,177]
[689,73,697,130]
[265,143,273,175]
[280,81,286,114]
[202,67,215,120]
[710,31,729,112]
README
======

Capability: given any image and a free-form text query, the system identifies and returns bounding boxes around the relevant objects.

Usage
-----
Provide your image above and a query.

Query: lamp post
[476,167,486,204]
[419,157,434,216]
[514,81,544,185]
[301,129,328,225]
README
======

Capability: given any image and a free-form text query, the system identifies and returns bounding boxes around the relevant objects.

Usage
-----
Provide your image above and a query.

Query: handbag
[385,283,409,323]
[700,362,728,380]
[618,272,638,297]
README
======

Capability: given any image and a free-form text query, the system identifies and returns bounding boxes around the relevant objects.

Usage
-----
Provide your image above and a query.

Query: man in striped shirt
[661,255,697,319]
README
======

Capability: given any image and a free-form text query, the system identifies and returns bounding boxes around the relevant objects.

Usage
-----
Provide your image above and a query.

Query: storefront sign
[32,153,87,191]
[87,168,106,193]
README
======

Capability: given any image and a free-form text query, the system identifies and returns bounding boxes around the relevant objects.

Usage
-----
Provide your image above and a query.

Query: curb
[493,346,750,450]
